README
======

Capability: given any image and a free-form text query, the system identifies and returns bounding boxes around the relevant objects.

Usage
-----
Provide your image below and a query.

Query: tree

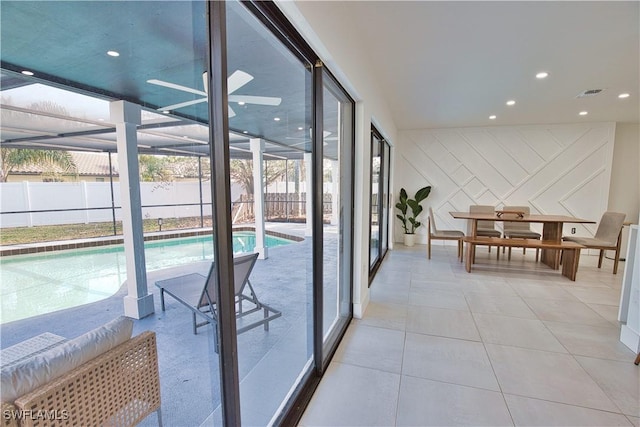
[0,148,77,182]
[229,159,287,195]
[138,155,173,183]
[0,98,78,182]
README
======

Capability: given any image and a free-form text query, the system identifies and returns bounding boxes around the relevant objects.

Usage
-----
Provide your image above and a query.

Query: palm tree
[0,148,77,182]
[1,98,78,182]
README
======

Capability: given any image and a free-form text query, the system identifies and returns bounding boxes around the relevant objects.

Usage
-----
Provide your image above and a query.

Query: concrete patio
[1,223,321,426]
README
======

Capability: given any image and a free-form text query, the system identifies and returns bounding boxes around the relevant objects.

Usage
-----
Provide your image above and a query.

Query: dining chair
[563,211,626,274]
[502,205,541,261]
[428,207,464,261]
[469,205,501,256]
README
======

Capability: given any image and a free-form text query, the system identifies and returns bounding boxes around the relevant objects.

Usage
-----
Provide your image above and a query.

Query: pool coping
[0,226,304,257]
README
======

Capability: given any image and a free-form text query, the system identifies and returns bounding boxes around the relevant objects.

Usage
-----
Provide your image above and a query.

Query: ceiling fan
[147,70,281,117]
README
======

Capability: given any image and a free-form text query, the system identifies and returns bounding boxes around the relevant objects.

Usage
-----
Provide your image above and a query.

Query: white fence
[0,181,231,228]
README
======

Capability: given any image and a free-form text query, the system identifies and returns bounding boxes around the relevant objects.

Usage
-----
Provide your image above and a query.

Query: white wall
[395,122,618,246]
[278,1,400,318]
[609,123,640,255]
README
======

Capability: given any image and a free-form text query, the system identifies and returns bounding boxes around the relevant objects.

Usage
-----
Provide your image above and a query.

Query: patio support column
[250,138,268,259]
[304,152,313,236]
[110,100,154,319]
[331,160,339,225]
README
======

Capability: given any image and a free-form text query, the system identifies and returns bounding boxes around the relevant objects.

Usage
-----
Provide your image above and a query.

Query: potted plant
[395,186,432,246]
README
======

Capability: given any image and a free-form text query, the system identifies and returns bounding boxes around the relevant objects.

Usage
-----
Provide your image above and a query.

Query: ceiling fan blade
[158,97,207,111]
[228,95,282,106]
[228,70,253,94]
[147,79,207,96]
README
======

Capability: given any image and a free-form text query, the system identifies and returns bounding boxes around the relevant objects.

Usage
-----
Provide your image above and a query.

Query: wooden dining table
[450,211,595,270]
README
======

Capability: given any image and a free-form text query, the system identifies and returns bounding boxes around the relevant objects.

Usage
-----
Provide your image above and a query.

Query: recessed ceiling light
[579,111,588,116]
[536,71,549,79]
[274,117,281,121]
[489,115,497,120]
[21,70,34,76]
[298,127,304,131]
[506,100,516,106]
[242,130,248,134]
[618,93,630,99]
[238,101,246,106]
[162,110,170,114]
[107,50,120,57]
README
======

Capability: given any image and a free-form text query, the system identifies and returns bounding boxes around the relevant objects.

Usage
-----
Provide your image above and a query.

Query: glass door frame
[211,2,355,425]
[368,125,390,282]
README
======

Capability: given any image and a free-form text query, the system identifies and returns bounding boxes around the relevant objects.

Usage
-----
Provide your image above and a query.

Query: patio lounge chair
[155,253,281,349]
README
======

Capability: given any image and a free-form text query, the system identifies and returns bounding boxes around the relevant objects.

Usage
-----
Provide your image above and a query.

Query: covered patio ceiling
[0,1,337,160]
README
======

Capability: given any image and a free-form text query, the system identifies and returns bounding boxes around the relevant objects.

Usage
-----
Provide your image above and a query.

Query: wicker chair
[6,331,161,427]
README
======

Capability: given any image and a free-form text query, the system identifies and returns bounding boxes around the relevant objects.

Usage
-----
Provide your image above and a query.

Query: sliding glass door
[321,69,354,365]
[0,0,355,424]
[369,126,390,280]
[222,2,354,424]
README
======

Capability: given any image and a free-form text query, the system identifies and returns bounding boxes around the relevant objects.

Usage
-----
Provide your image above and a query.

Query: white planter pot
[404,233,416,247]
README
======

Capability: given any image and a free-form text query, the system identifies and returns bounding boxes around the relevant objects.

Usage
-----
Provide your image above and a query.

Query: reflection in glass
[381,141,391,257]
[370,132,382,268]
[226,2,314,425]
[321,69,353,352]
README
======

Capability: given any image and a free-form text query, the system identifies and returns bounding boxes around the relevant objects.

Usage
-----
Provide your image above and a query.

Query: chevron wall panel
[396,122,616,244]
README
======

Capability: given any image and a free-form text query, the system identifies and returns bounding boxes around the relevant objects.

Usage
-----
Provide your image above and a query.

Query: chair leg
[634,352,640,365]
[522,247,526,255]
[613,231,623,274]
[428,237,432,259]
[193,312,197,335]
[157,409,163,427]
[160,289,166,311]
[508,247,512,261]
[598,250,604,268]
[459,240,463,262]
[535,248,539,262]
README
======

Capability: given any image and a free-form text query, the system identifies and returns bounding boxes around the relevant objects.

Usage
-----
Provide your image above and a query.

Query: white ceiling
[341,1,639,129]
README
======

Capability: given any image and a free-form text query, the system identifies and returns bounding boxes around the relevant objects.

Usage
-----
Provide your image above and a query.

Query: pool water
[0,232,293,324]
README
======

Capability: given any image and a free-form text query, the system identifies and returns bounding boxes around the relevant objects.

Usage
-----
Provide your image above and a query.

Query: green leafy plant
[395,186,432,234]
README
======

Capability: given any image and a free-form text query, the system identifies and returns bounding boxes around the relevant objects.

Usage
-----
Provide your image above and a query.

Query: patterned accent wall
[396,122,616,243]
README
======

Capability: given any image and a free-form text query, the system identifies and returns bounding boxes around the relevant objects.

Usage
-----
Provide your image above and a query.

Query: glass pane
[0,2,222,425]
[380,141,391,255]
[370,133,382,268]
[225,2,314,425]
[321,70,353,347]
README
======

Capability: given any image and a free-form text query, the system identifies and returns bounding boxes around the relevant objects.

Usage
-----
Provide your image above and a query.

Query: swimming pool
[0,232,294,324]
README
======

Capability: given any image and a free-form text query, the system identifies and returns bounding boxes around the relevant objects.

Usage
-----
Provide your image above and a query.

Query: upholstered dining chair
[428,207,464,261]
[563,211,626,274]
[469,205,501,255]
[502,205,542,261]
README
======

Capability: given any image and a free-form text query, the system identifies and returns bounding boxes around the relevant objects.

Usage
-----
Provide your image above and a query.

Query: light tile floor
[300,244,639,427]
